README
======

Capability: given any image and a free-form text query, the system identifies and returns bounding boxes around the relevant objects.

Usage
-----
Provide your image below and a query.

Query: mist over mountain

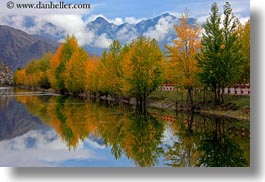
[0,13,197,68]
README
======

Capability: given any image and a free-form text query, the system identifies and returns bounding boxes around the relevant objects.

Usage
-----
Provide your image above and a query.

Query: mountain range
[0,13,197,70]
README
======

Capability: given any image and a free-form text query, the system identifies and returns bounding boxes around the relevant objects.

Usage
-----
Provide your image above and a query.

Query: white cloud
[144,16,175,41]
[86,14,144,25]
[0,14,115,47]
[196,13,250,26]
[93,33,112,48]
[85,14,108,23]
[112,17,123,25]
[116,25,137,43]
[0,129,105,167]
[236,15,250,25]
[44,14,94,46]
[196,15,208,25]
[124,17,143,24]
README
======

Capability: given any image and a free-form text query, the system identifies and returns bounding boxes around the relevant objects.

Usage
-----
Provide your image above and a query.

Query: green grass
[148,89,250,121]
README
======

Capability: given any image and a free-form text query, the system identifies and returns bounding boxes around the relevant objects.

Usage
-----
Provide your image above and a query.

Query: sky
[0,0,250,48]
[0,0,250,23]
[84,0,250,21]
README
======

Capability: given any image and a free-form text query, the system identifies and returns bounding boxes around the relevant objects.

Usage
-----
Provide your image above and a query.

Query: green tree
[196,2,243,104]
[38,53,53,88]
[238,20,250,83]
[99,40,124,99]
[122,37,163,113]
[222,2,243,88]
[96,50,109,94]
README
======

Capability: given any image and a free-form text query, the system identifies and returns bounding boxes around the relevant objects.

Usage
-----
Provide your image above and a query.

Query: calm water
[0,87,250,167]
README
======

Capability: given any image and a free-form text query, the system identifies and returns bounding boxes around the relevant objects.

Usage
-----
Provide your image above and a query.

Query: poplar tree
[122,36,163,113]
[196,2,242,104]
[166,11,201,106]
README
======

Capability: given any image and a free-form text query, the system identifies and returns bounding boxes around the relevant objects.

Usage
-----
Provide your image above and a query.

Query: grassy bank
[148,90,250,121]
[13,86,250,121]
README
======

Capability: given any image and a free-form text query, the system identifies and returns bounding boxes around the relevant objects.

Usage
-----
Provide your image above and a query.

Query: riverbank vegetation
[13,2,250,116]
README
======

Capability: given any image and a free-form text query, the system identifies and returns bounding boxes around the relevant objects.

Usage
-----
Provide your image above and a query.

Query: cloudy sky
[0,0,250,23]
[86,0,250,22]
[0,0,250,48]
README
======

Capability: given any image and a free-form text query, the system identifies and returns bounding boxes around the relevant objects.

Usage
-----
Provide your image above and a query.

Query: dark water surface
[0,87,250,167]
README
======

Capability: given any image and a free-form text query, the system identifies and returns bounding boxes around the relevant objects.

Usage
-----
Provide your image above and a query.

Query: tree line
[14,2,250,107]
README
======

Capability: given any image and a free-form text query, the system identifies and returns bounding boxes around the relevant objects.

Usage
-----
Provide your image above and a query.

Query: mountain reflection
[11,94,250,167]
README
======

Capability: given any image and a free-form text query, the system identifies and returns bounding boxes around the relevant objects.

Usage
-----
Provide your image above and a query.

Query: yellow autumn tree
[96,50,109,94]
[85,55,100,94]
[47,43,64,90]
[64,47,90,93]
[166,12,201,106]
[47,35,79,92]
[13,69,26,86]
[24,60,43,88]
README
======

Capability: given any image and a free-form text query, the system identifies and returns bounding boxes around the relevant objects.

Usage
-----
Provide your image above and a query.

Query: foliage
[238,20,250,83]
[14,3,248,109]
[122,36,164,111]
[97,40,124,97]
[196,2,243,104]
[13,52,52,88]
[55,35,79,92]
[47,44,64,90]
[64,47,90,93]
[166,11,201,105]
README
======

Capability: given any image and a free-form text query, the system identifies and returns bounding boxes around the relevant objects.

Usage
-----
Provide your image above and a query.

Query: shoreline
[10,86,250,121]
[147,100,250,121]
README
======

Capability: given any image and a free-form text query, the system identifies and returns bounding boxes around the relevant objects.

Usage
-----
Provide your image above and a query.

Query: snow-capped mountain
[0,13,197,57]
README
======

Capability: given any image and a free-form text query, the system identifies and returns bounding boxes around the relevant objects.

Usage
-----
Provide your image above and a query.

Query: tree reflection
[15,95,164,166]
[14,95,249,167]
[164,113,201,167]
[95,108,164,167]
[162,113,249,167]
[128,114,164,167]
[198,118,248,167]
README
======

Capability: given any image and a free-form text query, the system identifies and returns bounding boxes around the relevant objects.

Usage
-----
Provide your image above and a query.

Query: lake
[0,87,250,167]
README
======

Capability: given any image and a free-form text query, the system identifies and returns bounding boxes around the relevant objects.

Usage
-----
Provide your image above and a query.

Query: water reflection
[163,114,201,167]
[198,118,248,167]
[0,88,250,167]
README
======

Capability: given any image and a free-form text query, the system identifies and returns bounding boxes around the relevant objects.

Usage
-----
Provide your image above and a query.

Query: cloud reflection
[0,128,109,167]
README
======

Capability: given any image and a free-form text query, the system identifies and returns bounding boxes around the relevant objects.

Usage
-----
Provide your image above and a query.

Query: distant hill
[0,25,58,70]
